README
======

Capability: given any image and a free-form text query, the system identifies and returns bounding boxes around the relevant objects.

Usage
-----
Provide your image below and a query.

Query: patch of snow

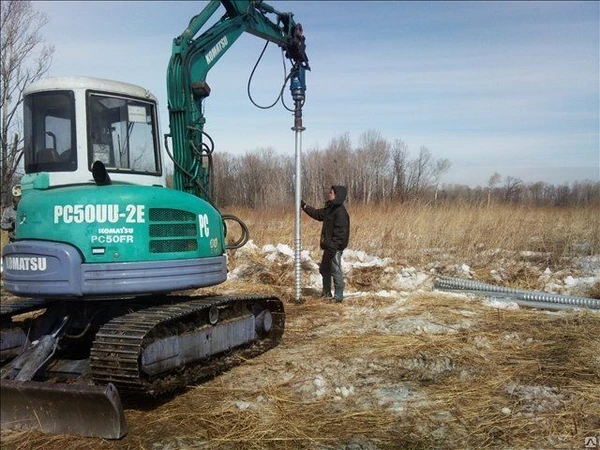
[519,250,551,260]
[490,269,504,282]
[374,290,397,298]
[401,354,454,379]
[308,273,323,289]
[391,269,429,291]
[313,375,327,397]
[265,243,292,260]
[482,298,520,311]
[473,336,492,349]
[564,275,596,288]
[262,243,316,269]
[374,385,414,412]
[387,317,464,335]
[577,255,600,275]
[227,264,248,280]
[342,250,392,268]
[543,273,597,297]
[236,239,260,254]
[460,264,472,276]
[504,383,566,415]
[233,400,253,410]
[313,375,326,389]
[334,386,355,399]
[543,281,563,294]
[503,332,520,341]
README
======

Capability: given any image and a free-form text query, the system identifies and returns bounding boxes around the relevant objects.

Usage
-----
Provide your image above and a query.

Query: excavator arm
[166,0,309,201]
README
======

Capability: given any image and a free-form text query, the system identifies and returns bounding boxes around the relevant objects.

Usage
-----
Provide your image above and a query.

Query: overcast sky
[32,1,599,187]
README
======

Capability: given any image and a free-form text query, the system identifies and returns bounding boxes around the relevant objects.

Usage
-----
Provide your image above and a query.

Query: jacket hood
[331,185,347,205]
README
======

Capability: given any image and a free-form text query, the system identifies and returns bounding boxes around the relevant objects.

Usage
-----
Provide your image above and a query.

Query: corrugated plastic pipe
[434,276,600,310]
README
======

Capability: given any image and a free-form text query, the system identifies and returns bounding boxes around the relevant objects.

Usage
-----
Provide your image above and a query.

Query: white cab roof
[24,76,158,103]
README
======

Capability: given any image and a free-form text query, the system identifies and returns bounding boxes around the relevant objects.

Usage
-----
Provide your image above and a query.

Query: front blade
[0,380,127,439]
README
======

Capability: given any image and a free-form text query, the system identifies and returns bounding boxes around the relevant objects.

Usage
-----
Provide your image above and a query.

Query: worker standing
[301,185,350,302]
[1,185,21,242]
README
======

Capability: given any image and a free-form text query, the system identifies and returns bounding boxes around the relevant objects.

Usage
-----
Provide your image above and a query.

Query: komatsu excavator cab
[23,77,165,188]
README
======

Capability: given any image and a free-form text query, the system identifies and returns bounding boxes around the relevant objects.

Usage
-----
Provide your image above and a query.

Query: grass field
[234,203,599,262]
[231,203,599,296]
[1,203,599,449]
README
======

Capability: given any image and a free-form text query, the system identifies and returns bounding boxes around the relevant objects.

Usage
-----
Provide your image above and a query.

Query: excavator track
[90,294,284,396]
[1,293,284,439]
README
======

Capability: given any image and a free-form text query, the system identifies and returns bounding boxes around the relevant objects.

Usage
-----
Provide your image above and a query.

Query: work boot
[334,287,343,303]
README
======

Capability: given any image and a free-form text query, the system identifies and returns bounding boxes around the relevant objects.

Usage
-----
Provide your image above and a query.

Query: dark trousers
[320,249,344,301]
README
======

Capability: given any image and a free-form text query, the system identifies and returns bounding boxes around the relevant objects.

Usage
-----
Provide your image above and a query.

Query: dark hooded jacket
[303,185,350,251]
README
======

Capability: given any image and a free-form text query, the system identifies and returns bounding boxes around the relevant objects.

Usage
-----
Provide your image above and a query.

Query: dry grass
[1,204,599,449]
[2,290,598,450]
[232,203,599,266]
[231,203,599,294]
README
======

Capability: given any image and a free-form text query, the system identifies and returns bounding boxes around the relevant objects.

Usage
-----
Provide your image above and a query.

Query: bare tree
[358,130,390,203]
[432,158,450,204]
[406,146,432,201]
[487,172,501,207]
[503,176,523,203]
[527,181,546,206]
[391,139,408,202]
[208,134,600,208]
[302,147,326,204]
[323,133,352,201]
[213,152,236,207]
[1,0,54,204]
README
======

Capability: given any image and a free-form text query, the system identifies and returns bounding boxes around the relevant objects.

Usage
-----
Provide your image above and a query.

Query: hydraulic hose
[434,276,600,310]
[222,214,250,250]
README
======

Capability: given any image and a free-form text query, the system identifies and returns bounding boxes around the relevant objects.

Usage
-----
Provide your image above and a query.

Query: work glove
[300,200,306,209]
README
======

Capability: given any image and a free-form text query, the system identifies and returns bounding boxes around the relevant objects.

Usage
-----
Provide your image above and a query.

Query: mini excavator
[1,0,308,439]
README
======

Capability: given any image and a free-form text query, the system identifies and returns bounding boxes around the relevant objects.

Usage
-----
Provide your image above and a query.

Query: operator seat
[37,148,59,163]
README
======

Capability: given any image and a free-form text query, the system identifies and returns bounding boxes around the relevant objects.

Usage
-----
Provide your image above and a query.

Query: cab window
[87,93,161,174]
[24,91,77,173]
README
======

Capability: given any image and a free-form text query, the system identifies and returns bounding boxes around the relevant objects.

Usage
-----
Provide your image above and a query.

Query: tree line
[209,130,599,209]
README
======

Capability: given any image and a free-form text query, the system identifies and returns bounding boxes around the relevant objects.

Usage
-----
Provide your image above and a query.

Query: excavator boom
[167,0,308,200]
